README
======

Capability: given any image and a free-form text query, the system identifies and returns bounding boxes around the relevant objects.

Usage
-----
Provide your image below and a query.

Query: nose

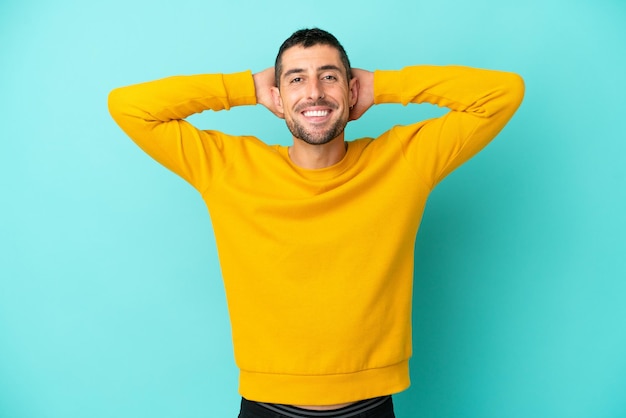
[307,78,325,100]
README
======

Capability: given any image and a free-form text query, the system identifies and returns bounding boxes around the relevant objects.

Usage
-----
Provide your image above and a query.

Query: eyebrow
[282,65,344,79]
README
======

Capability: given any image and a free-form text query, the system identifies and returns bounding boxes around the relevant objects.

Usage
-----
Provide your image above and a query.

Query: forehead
[279,44,344,73]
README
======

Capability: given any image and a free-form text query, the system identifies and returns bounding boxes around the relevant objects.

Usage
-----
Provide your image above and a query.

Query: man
[108,28,524,418]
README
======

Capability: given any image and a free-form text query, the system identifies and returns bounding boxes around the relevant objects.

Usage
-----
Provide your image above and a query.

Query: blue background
[1,0,625,417]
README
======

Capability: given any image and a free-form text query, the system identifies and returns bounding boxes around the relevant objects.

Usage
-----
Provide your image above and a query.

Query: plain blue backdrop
[1,1,625,417]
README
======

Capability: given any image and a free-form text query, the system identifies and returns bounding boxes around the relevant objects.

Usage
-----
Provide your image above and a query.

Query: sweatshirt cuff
[373,69,404,105]
[223,70,257,107]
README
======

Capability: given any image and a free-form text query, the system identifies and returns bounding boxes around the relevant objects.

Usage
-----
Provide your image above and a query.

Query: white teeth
[303,110,329,117]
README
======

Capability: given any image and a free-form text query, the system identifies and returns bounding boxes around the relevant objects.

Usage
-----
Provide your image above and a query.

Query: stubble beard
[286,117,347,146]
[285,100,347,146]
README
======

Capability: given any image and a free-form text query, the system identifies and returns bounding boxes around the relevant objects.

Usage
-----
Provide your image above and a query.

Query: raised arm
[253,67,283,118]
[373,65,525,186]
[108,72,257,190]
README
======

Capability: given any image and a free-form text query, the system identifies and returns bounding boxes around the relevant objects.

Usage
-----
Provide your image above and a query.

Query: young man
[108,28,524,418]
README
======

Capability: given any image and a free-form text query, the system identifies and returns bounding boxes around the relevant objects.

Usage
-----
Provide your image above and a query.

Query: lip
[299,106,333,122]
[302,109,330,117]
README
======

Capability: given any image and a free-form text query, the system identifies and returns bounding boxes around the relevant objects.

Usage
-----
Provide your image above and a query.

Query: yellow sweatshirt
[108,66,524,405]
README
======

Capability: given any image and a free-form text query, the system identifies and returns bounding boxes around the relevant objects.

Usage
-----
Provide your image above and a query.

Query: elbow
[506,72,525,109]
[490,72,525,118]
[107,87,124,120]
[107,86,138,127]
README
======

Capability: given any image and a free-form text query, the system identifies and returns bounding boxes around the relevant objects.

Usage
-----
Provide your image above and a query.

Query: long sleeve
[374,66,525,187]
[107,71,257,191]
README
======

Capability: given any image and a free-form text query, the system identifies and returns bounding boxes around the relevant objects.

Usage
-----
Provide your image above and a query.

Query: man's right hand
[253,67,284,119]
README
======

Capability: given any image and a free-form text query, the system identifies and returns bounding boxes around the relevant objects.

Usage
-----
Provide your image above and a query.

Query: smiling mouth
[302,110,330,117]
[302,109,330,117]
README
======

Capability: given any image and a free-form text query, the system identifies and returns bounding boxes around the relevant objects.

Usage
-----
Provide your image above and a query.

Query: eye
[290,77,303,84]
[322,74,337,81]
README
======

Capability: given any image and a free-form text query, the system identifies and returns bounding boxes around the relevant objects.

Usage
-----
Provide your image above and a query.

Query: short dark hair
[274,28,352,87]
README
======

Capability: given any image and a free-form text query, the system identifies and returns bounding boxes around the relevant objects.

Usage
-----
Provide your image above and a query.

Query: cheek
[279,94,296,111]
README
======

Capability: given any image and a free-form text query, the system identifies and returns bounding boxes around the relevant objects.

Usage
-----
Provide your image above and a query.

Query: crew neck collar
[277,141,358,181]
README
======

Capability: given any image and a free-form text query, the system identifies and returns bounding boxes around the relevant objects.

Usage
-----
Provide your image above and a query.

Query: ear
[270,86,284,116]
[349,77,359,108]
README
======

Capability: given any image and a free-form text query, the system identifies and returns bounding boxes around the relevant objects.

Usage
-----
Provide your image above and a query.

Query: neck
[289,137,347,169]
